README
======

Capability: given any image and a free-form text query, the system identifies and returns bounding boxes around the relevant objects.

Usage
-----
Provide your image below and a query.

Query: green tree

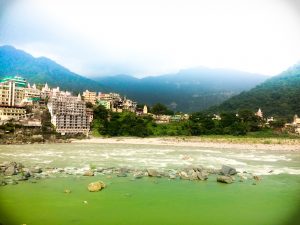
[150,103,174,115]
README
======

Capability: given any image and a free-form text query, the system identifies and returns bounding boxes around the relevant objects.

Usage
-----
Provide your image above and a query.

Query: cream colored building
[0,76,26,107]
[83,90,97,104]
[0,107,26,121]
[143,105,148,114]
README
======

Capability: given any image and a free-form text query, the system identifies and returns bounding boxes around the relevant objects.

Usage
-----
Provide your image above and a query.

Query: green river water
[0,143,300,225]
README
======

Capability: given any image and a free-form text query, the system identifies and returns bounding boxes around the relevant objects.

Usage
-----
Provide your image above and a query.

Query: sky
[0,0,300,77]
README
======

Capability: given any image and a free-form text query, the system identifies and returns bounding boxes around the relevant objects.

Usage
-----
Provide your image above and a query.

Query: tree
[238,109,262,132]
[41,109,54,135]
[93,104,109,121]
[86,102,94,109]
[150,103,174,115]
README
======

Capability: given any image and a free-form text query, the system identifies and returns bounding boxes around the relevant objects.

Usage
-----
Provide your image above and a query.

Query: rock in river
[88,181,106,192]
[83,170,94,176]
[4,166,17,176]
[220,165,237,176]
[217,176,233,184]
[147,169,160,177]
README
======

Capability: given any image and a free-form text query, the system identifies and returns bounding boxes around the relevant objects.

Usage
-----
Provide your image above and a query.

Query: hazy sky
[1,0,300,77]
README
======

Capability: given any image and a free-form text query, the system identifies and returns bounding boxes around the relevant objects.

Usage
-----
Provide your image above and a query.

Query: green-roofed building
[0,75,27,107]
[0,76,27,88]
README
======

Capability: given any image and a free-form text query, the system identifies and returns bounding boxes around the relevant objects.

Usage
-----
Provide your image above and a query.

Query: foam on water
[0,143,300,176]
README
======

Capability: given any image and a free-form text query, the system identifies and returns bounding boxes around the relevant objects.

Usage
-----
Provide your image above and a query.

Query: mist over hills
[208,63,300,118]
[0,45,270,112]
[94,68,268,112]
[0,45,106,93]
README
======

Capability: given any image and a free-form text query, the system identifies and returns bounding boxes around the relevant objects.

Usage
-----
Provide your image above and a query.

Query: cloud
[1,0,300,77]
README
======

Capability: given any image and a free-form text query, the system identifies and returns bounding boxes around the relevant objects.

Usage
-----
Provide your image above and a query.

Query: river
[0,143,300,225]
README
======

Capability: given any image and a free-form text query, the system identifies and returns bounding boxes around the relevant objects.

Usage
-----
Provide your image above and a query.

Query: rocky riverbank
[0,161,262,187]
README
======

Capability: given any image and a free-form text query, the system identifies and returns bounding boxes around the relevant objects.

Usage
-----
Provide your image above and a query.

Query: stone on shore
[196,171,208,181]
[133,171,144,179]
[88,181,106,192]
[220,165,237,176]
[217,176,233,184]
[83,170,94,176]
[147,169,159,177]
[179,171,189,180]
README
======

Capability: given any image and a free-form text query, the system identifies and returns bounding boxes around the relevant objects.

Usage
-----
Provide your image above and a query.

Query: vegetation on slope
[208,63,300,119]
[0,45,106,93]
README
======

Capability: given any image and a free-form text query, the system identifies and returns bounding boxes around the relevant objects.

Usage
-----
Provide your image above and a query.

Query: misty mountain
[208,63,300,118]
[0,45,106,93]
[94,68,268,112]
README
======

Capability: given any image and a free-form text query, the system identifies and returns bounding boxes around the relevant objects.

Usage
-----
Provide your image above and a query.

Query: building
[82,90,97,105]
[86,108,94,124]
[23,83,41,105]
[0,76,26,107]
[255,108,263,118]
[48,92,90,135]
[98,100,111,110]
[0,107,26,121]
[97,92,137,112]
[122,98,137,112]
[143,105,148,114]
[293,115,300,134]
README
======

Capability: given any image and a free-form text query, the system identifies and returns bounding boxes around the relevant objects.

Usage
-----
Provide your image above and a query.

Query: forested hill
[94,68,267,112]
[208,63,300,119]
[0,45,106,93]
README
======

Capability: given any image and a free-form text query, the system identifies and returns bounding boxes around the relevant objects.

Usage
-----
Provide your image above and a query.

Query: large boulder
[220,165,237,176]
[88,181,106,192]
[217,176,233,184]
[4,166,17,176]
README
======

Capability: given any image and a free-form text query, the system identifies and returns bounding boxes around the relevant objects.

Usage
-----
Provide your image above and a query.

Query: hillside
[208,63,300,118]
[95,68,268,112]
[0,45,106,93]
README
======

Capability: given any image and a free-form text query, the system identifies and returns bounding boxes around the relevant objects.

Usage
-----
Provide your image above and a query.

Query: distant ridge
[208,63,300,118]
[94,68,268,112]
[0,45,106,93]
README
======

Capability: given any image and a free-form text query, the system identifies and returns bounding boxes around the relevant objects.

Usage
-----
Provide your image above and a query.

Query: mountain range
[93,68,267,112]
[0,45,106,93]
[0,45,270,112]
[208,63,300,119]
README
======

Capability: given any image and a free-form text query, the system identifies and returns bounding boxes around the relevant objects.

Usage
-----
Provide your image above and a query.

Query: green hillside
[208,63,300,119]
[94,68,267,112]
[0,45,106,93]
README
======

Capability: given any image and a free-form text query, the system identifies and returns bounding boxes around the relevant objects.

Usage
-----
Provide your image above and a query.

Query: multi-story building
[82,90,97,105]
[23,83,41,104]
[47,92,90,135]
[98,100,111,110]
[0,76,26,107]
[97,93,137,112]
[0,76,28,121]
[0,107,26,121]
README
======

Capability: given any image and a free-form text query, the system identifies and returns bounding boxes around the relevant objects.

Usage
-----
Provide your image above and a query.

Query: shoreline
[72,136,300,152]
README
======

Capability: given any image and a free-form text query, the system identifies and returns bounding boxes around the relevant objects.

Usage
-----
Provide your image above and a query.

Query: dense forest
[208,63,300,119]
[91,104,275,137]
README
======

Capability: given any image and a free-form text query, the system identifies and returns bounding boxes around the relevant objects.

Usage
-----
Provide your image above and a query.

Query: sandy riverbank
[72,136,300,151]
